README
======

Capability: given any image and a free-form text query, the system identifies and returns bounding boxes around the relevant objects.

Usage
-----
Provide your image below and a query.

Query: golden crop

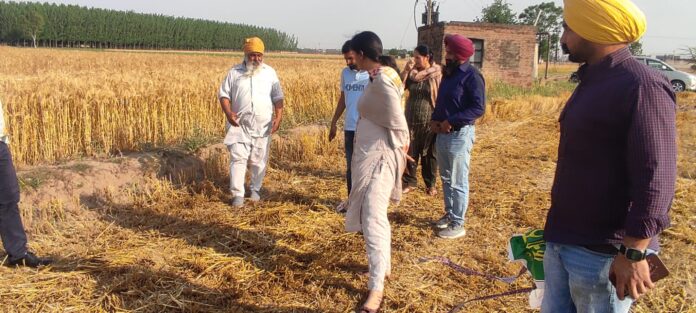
[0,47,342,164]
[1,47,694,312]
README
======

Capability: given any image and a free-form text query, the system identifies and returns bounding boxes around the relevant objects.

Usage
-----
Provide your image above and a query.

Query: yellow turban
[564,0,647,44]
[243,37,265,54]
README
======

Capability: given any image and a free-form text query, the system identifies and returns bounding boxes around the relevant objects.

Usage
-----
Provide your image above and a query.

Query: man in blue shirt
[329,40,370,212]
[430,34,486,239]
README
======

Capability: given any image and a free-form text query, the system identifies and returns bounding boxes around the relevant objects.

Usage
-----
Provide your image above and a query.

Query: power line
[398,1,418,48]
[414,0,420,31]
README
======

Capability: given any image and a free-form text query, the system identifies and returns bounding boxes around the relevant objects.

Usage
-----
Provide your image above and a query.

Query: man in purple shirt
[542,1,677,312]
[430,34,486,239]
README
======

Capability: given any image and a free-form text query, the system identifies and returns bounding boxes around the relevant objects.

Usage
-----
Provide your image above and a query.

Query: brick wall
[418,23,445,64]
[418,22,538,86]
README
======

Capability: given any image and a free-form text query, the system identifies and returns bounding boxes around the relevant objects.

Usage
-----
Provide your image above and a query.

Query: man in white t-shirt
[0,101,52,267]
[218,37,285,207]
[329,40,370,212]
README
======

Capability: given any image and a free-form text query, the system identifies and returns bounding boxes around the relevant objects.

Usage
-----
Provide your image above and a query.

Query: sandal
[335,200,348,213]
[358,290,383,313]
[426,187,438,196]
[402,186,413,194]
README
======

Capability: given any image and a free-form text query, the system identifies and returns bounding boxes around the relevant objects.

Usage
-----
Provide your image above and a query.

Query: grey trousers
[0,142,27,259]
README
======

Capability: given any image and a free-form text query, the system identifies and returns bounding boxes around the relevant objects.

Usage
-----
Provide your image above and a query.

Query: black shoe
[6,252,53,268]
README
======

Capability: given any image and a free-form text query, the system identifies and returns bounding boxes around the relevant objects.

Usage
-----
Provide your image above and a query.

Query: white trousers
[228,136,271,198]
[360,160,393,292]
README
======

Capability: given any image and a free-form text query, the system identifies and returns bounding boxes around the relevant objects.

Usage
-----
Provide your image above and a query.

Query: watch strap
[619,244,647,261]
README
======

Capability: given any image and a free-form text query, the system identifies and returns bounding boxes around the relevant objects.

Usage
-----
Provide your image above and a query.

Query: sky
[12,0,696,55]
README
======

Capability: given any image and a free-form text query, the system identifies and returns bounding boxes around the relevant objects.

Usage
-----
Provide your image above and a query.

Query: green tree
[629,41,643,56]
[519,2,563,60]
[5,27,25,43]
[0,1,298,50]
[25,9,44,48]
[476,0,516,24]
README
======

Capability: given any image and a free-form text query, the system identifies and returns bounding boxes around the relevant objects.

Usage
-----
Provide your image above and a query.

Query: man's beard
[562,43,584,63]
[347,64,358,71]
[244,58,262,76]
[443,59,460,77]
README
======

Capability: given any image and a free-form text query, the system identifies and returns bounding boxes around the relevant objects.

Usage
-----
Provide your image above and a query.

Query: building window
[471,39,484,69]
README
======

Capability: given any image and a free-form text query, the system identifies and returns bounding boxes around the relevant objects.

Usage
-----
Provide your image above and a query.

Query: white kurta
[345,67,409,292]
[218,63,284,197]
[218,63,284,144]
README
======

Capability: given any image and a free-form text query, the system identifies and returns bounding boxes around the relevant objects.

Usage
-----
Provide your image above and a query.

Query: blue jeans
[542,242,634,313]
[344,130,355,195]
[435,126,475,227]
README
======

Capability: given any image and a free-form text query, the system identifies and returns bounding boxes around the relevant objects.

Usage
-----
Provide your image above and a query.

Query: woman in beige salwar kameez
[344,31,409,313]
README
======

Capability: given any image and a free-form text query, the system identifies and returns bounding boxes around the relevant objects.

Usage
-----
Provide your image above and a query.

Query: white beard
[243,58,262,77]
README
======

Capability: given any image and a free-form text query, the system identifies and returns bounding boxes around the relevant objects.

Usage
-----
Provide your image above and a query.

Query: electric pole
[427,0,433,25]
[554,30,560,62]
[421,0,438,26]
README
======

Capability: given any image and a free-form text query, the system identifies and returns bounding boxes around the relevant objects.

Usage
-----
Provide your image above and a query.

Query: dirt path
[16,124,330,212]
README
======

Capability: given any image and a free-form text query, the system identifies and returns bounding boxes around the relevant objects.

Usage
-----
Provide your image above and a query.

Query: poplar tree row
[0,1,298,50]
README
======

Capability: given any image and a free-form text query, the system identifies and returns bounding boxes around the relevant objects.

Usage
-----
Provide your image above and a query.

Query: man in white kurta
[218,37,284,207]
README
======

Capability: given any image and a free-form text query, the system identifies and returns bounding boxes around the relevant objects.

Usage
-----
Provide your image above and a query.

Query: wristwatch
[619,244,647,262]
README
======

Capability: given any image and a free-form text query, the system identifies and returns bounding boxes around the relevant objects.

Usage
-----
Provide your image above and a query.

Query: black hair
[350,31,383,62]
[378,55,400,73]
[341,40,352,54]
[414,45,434,65]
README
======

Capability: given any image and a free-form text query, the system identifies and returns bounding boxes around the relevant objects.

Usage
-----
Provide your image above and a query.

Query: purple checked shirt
[544,48,677,251]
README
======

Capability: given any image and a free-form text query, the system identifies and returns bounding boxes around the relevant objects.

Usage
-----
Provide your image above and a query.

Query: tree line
[476,0,643,60]
[476,0,564,60]
[0,1,298,51]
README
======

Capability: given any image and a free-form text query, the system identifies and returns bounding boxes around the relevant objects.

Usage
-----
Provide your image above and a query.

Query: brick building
[418,21,538,86]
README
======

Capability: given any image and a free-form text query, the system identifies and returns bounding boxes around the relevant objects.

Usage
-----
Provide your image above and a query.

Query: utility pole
[427,0,433,25]
[421,0,438,26]
[554,30,560,63]
[533,10,543,26]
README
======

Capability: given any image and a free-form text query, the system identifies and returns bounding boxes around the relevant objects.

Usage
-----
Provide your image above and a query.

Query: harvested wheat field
[0,47,695,312]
